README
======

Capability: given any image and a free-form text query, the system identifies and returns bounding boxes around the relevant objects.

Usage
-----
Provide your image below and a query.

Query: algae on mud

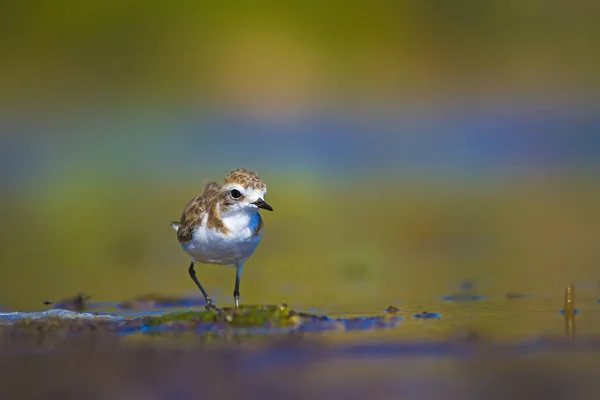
[138,303,401,333]
[0,302,402,346]
[142,304,299,329]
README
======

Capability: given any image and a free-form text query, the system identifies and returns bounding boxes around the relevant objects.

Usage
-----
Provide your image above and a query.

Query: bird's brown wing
[176,181,227,242]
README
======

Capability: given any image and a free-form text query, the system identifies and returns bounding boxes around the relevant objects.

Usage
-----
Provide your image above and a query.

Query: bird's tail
[170,221,181,232]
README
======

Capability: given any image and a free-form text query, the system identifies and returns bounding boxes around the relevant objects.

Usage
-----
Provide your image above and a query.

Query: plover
[171,169,273,310]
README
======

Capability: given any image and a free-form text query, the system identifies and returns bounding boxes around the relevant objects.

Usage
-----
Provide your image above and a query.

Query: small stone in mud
[385,305,400,314]
[413,311,441,320]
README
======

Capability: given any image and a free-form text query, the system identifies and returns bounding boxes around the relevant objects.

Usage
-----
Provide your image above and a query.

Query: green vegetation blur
[1,1,598,112]
[0,1,599,312]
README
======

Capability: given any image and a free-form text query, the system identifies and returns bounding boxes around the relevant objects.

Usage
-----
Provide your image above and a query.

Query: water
[1,295,599,400]
[1,108,599,398]
[2,285,595,340]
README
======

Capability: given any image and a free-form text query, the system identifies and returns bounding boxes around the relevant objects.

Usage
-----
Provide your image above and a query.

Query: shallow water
[2,315,600,399]
[1,284,600,399]
[2,288,596,341]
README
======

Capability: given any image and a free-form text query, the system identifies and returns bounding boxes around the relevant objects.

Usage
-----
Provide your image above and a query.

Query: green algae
[143,304,298,329]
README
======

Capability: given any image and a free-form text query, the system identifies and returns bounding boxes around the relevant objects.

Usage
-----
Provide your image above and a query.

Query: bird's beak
[253,198,273,211]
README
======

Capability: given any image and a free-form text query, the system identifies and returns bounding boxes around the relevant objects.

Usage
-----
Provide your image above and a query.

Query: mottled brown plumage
[177,181,228,242]
[222,168,266,190]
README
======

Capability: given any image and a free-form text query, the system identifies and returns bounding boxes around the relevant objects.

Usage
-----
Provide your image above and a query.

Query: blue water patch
[413,312,441,320]
[559,309,580,316]
[441,294,487,302]
[153,297,205,308]
[295,316,344,333]
[105,309,167,318]
[343,316,402,331]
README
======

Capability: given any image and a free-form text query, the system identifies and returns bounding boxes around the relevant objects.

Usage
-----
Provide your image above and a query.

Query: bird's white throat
[220,205,259,233]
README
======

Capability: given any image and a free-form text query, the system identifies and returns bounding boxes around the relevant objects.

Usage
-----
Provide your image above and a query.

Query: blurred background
[0,1,599,317]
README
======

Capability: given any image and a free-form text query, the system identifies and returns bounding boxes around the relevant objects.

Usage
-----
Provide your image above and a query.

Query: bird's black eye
[230,189,242,199]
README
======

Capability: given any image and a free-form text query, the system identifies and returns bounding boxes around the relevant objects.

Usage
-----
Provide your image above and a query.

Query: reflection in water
[504,292,534,300]
[564,283,576,340]
[441,294,487,302]
[442,280,487,302]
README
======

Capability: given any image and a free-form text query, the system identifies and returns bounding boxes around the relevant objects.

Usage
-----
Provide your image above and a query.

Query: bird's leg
[233,264,243,308]
[188,260,216,310]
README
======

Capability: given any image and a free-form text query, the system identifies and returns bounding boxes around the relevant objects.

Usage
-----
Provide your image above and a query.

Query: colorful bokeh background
[1,1,599,318]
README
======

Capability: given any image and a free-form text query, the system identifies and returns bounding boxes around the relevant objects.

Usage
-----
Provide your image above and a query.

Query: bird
[170,169,273,310]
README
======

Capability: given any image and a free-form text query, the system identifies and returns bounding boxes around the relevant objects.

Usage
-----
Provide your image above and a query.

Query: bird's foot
[205,298,217,311]
[234,296,240,308]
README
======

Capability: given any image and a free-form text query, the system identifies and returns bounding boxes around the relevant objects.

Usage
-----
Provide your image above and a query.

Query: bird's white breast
[181,210,263,267]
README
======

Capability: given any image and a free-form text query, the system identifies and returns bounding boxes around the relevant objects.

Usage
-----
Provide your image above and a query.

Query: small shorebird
[170,169,273,310]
